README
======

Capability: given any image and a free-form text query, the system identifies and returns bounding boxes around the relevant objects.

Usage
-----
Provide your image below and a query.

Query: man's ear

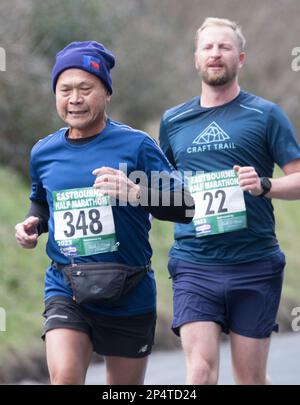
[238,52,245,69]
[194,51,200,71]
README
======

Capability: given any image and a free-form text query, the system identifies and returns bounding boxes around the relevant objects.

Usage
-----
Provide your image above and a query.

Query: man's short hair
[195,17,246,52]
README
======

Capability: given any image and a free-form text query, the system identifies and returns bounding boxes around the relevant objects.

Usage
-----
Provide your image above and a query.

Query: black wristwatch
[259,177,272,197]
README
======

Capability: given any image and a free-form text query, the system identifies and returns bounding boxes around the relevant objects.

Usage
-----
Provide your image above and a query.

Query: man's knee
[233,368,269,385]
[50,366,85,385]
[187,358,218,385]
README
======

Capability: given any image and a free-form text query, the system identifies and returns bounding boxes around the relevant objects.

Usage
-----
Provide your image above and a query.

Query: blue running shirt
[160,91,300,264]
[30,117,173,316]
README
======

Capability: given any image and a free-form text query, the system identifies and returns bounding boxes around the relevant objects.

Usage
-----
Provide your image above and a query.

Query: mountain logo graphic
[193,121,230,144]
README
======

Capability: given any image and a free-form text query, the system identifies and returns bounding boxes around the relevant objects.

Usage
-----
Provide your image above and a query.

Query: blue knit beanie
[51,41,115,94]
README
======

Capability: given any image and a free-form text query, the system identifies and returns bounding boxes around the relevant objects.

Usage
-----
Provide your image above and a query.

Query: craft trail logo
[187,121,236,154]
[193,121,230,144]
[0,307,6,332]
[291,47,300,72]
[0,47,6,71]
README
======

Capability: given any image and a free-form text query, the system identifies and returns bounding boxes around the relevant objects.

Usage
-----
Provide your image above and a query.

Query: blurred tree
[29,0,118,62]
[0,0,130,174]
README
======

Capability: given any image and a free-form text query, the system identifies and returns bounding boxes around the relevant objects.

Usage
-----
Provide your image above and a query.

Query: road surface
[85,332,300,385]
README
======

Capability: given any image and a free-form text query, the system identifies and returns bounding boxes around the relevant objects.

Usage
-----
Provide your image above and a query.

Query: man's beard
[201,64,238,86]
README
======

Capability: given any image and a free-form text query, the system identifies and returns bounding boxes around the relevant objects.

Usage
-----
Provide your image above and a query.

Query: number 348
[63,209,103,237]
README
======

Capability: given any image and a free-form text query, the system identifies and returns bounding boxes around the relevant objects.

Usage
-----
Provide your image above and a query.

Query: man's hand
[93,167,141,204]
[234,165,263,196]
[15,216,40,249]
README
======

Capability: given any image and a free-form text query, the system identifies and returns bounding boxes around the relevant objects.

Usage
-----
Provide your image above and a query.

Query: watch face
[261,177,272,193]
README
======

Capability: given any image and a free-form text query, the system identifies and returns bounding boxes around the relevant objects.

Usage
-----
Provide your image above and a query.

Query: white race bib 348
[53,187,117,256]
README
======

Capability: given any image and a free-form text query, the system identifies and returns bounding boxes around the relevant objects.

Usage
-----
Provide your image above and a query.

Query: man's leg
[230,332,271,384]
[226,253,285,385]
[105,356,149,385]
[46,328,93,384]
[180,321,221,385]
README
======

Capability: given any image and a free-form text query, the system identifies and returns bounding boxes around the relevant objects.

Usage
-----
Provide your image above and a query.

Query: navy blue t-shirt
[160,90,300,264]
[30,117,173,316]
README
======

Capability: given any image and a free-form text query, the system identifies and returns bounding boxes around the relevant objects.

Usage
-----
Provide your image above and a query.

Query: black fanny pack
[53,261,150,306]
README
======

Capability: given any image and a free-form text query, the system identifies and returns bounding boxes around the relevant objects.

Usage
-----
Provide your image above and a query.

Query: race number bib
[188,170,247,237]
[53,187,117,256]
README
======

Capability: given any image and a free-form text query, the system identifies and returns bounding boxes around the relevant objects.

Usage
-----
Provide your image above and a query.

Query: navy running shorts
[168,251,285,339]
[42,296,156,358]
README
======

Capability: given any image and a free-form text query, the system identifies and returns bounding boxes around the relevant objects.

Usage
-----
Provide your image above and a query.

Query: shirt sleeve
[136,135,194,223]
[159,116,177,169]
[26,200,49,235]
[27,148,49,233]
[137,135,181,194]
[29,149,47,203]
[266,104,300,167]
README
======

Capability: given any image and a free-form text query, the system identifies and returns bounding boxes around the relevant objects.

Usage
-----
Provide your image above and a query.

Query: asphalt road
[85,332,300,385]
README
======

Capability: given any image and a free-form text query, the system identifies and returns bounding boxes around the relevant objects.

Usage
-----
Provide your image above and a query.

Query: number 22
[204,190,228,215]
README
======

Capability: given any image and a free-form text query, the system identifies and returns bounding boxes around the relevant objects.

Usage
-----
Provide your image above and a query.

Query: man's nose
[210,45,221,57]
[69,89,83,104]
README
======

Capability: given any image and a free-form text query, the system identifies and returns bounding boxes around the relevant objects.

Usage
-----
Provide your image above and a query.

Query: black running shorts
[42,295,156,358]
